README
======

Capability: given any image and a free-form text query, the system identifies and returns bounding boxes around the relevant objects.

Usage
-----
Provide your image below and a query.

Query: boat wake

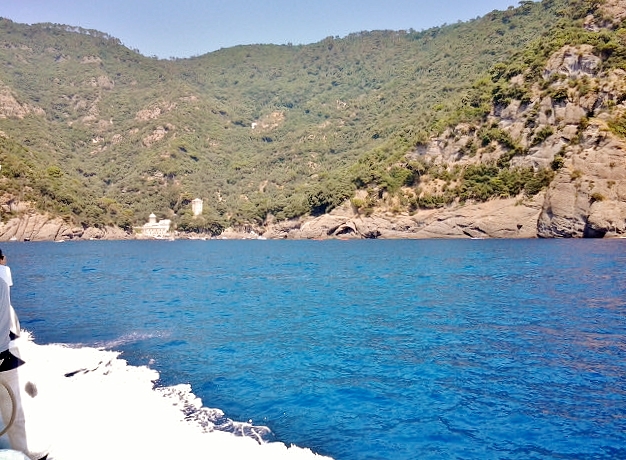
[3,332,331,460]
[91,330,171,349]
[156,385,273,442]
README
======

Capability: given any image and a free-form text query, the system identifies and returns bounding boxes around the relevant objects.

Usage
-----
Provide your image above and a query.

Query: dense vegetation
[0,0,623,233]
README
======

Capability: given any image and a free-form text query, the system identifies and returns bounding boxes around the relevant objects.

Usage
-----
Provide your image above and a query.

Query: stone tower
[191,198,203,216]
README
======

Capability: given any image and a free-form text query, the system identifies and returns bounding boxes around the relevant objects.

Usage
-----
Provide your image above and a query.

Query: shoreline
[2,190,625,241]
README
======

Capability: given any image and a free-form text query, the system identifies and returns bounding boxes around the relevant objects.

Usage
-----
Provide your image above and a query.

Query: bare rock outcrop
[81,226,132,241]
[0,214,68,241]
[415,194,543,239]
[543,44,601,79]
[401,42,626,240]
[0,213,131,241]
[0,85,45,119]
[263,194,543,240]
[538,122,626,238]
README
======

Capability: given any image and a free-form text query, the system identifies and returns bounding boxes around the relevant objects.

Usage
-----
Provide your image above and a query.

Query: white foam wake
[7,333,332,460]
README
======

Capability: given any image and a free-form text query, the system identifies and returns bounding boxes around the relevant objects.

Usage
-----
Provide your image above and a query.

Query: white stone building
[137,213,171,238]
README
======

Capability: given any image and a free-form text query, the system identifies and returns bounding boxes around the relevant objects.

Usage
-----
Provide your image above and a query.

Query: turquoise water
[7,239,626,459]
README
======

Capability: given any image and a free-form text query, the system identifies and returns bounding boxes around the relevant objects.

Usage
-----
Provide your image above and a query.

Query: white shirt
[0,277,10,351]
[0,265,13,291]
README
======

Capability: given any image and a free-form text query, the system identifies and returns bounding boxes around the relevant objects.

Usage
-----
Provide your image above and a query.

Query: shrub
[459,139,478,157]
[571,169,583,180]
[351,197,366,209]
[525,168,555,196]
[547,86,569,102]
[532,126,554,145]
[306,177,354,215]
[590,192,605,202]
[608,114,626,138]
[551,155,565,170]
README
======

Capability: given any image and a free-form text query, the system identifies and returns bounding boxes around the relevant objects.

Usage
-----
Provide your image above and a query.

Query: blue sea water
[5,239,626,460]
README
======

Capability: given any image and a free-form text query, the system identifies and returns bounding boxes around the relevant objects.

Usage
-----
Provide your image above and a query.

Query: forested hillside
[0,0,625,239]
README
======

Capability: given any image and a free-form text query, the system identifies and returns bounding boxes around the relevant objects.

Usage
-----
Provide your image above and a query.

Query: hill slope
[0,0,625,239]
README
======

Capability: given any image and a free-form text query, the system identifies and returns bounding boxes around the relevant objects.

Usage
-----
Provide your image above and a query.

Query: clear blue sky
[0,0,523,59]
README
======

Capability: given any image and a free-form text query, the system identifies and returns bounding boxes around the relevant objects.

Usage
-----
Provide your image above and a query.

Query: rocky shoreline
[1,187,624,242]
[259,194,545,240]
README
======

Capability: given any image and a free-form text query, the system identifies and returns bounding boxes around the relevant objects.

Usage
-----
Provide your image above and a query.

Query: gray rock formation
[263,194,543,240]
[0,213,131,242]
[538,122,626,238]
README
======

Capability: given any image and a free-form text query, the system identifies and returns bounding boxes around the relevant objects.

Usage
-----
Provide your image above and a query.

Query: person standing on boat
[0,249,20,340]
[0,276,49,460]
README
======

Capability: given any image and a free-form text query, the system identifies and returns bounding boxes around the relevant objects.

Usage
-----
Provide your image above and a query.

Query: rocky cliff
[0,211,130,241]
[262,36,626,240]
[260,194,544,239]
